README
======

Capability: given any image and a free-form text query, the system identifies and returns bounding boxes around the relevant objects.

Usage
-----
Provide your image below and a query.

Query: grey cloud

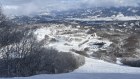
[1,0,140,16]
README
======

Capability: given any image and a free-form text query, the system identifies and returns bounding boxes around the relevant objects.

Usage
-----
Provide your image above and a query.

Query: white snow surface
[34,27,52,41]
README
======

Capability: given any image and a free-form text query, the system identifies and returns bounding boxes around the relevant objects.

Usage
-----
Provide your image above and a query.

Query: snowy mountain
[56,6,140,18]
[2,5,140,79]
[12,6,140,25]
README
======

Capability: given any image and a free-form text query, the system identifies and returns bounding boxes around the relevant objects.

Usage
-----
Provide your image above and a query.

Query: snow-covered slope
[74,58,140,74]
[5,58,140,79]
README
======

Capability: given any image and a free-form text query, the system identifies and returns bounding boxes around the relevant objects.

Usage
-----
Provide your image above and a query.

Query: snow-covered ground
[3,25,140,79]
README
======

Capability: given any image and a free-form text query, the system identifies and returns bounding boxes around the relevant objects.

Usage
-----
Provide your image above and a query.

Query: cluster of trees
[0,39,85,77]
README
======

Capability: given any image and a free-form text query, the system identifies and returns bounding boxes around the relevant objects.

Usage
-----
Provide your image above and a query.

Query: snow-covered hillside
[3,24,136,79]
[2,24,140,79]
[6,57,140,79]
[34,24,111,55]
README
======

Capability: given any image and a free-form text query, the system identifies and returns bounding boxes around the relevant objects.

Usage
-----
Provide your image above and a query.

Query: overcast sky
[1,0,140,16]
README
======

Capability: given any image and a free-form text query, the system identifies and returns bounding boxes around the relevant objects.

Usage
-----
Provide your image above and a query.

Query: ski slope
[5,58,140,79]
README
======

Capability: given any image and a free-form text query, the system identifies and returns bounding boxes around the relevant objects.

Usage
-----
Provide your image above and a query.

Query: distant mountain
[56,6,140,18]
[12,6,140,25]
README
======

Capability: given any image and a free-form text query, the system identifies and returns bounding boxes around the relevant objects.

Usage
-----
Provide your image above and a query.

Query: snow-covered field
[3,25,140,79]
